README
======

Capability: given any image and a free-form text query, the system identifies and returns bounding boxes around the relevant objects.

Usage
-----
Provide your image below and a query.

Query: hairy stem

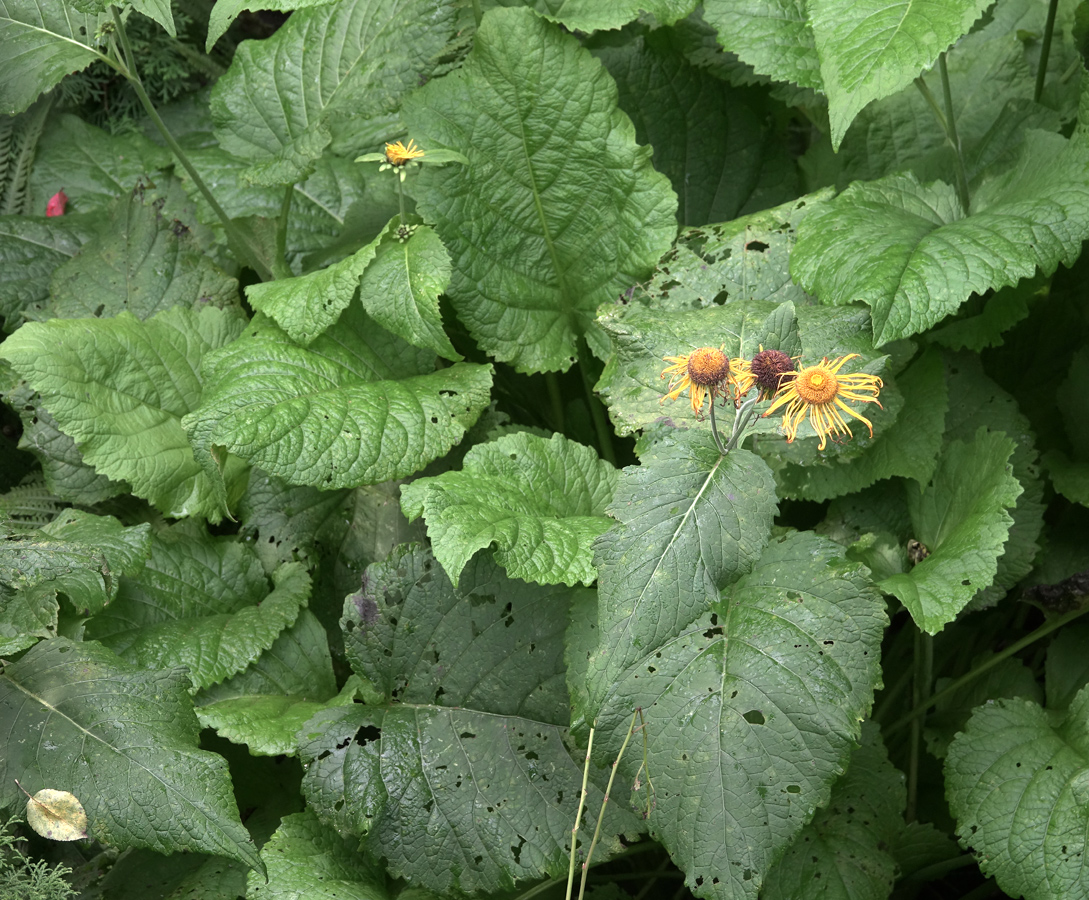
[110,6,272,281]
[566,726,595,900]
[1035,0,1061,102]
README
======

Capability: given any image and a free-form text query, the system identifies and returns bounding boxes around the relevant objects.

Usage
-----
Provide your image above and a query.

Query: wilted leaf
[21,785,88,841]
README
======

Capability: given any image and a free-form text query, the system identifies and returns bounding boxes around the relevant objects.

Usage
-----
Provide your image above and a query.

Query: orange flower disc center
[794,367,839,404]
[687,347,730,386]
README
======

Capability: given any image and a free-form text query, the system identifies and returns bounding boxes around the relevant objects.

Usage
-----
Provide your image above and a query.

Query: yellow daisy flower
[660,346,732,419]
[732,347,796,405]
[384,139,426,166]
[763,354,883,450]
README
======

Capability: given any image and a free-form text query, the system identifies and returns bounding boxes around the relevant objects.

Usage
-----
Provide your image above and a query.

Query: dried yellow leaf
[23,786,88,841]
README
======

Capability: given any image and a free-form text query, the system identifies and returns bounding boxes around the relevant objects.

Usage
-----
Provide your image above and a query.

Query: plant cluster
[0,1,1088,899]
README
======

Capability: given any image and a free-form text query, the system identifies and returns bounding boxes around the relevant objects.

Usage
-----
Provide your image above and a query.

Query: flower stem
[1035,0,1060,102]
[938,53,971,212]
[109,6,272,281]
[906,629,933,824]
[546,372,565,433]
[576,712,640,900]
[565,725,595,900]
[577,337,617,466]
[274,183,293,279]
[885,603,1089,738]
[707,402,727,455]
[396,175,407,224]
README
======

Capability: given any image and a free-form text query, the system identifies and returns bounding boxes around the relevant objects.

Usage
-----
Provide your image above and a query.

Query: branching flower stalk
[107,6,272,281]
[567,711,644,900]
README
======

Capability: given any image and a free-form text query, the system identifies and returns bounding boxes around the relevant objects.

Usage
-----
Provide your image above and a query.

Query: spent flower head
[732,348,795,405]
[384,139,426,166]
[660,346,732,419]
[762,354,883,451]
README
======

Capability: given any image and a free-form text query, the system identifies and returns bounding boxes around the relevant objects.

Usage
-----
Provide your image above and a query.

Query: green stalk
[886,603,1089,737]
[1035,0,1061,102]
[110,6,272,281]
[938,53,971,212]
[470,0,483,26]
[565,726,595,900]
[906,630,933,824]
[707,401,727,455]
[577,712,640,900]
[577,337,617,466]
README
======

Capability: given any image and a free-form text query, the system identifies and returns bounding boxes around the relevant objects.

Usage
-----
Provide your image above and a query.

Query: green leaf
[39,190,238,322]
[1,509,151,616]
[195,610,357,756]
[928,277,1046,353]
[760,723,904,900]
[402,6,677,373]
[356,217,461,361]
[0,638,263,872]
[880,428,1022,633]
[181,151,373,267]
[701,0,823,92]
[588,431,778,693]
[792,131,1089,345]
[924,656,1042,759]
[239,469,424,577]
[808,0,994,149]
[0,0,109,115]
[400,431,617,587]
[245,233,381,346]
[26,114,171,215]
[1046,451,1089,506]
[590,530,886,900]
[520,0,697,32]
[209,0,458,182]
[831,30,1060,191]
[248,810,388,900]
[942,353,1044,608]
[206,0,338,51]
[772,348,949,501]
[946,687,1089,900]
[185,304,493,495]
[1046,621,1089,712]
[628,191,833,312]
[597,32,798,227]
[300,545,638,894]
[0,306,249,520]
[84,525,310,692]
[0,582,56,655]
[0,214,97,331]
[2,376,128,506]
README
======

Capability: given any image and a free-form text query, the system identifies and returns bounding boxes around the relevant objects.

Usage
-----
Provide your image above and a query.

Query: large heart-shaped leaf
[401,431,617,587]
[0,306,249,520]
[298,545,641,894]
[185,303,493,498]
[792,131,1089,345]
[402,6,677,373]
[0,638,263,872]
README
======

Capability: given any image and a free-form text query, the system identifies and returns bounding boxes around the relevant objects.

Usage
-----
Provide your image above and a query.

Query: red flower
[46,190,68,217]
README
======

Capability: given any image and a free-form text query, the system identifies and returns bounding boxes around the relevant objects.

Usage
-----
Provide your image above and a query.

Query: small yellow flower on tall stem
[660,346,733,419]
[763,354,883,450]
[384,139,426,165]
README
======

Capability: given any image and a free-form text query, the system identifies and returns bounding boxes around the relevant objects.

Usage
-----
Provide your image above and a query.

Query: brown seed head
[686,347,730,386]
[750,349,795,392]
